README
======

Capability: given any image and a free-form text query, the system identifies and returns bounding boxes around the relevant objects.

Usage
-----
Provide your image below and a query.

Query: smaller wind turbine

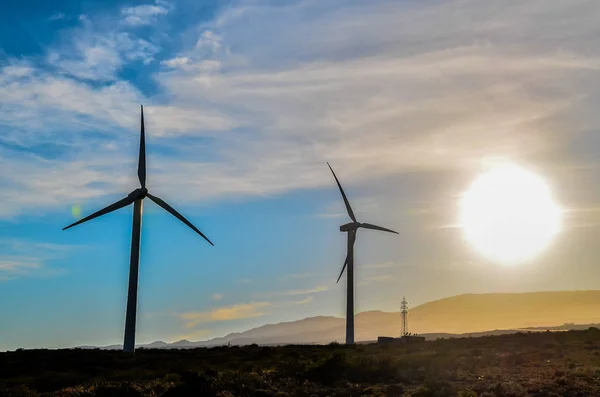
[327,162,398,345]
[63,105,214,353]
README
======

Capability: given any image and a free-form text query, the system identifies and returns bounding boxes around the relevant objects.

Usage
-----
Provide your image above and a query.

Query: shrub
[304,353,347,385]
[94,383,144,397]
[484,382,527,397]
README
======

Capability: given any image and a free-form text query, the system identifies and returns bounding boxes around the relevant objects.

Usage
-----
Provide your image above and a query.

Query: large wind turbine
[63,105,214,353]
[327,162,398,345]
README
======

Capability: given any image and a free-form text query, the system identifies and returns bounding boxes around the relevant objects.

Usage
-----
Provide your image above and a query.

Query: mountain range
[79,290,600,350]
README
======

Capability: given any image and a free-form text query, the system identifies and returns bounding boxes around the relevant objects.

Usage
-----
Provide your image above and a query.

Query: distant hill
[407,290,600,333]
[79,290,600,350]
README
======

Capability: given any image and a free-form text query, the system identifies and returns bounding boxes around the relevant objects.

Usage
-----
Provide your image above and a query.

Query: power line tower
[400,296,409,337]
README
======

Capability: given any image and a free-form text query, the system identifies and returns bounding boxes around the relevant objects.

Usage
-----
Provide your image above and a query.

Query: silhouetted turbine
[63,105,213,353]
[327,162,398,345]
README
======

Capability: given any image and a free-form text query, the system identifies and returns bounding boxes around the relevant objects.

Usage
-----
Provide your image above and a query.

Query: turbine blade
[63,195,136,230]
[138,105,146,188]
[327,162,357,222]
[336,255,348,283]
[360,223,399,234]
[147,193,214,246]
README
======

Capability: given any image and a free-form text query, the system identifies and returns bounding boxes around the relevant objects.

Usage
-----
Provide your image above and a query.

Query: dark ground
[3,329,600,396]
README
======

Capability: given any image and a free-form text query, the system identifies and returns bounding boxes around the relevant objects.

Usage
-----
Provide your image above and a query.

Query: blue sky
[2,0,600,350]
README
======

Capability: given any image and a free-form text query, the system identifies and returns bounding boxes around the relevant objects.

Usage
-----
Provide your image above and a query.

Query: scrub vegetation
[2,328,600,396]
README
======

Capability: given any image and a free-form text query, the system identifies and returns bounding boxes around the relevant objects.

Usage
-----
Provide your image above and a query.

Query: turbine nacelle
[340,222,360,232]
[130,187,148,200]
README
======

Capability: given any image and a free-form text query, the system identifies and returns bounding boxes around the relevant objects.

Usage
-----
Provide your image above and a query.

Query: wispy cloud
[3,240,87,254]
[314,212,347,219]
[365,261,394,269]
[179,301,271,328]
[315,196,393,220]
[177,291,318,330]
[0,258,41,272]
[433,223,463,230]
[279,285,329,296]
[368,275,395,282]
[291,296,314,305]
[236,278,252,285]
[121,1,170,26]
[253,284,329,300]
[211,293,224,301]
[0,240,81,281]
[161,57,191,69]
[279,272,315,282]
[49,13,66,21]
[47,30,160,81]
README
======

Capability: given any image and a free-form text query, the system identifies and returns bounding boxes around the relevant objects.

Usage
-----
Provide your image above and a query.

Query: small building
[377,335,425,345]
[402,335,425,343]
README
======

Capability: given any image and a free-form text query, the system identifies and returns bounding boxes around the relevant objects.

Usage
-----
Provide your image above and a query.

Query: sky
[2,0,600,350]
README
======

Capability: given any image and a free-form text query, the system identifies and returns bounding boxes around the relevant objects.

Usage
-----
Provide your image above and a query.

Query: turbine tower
[327,163,398,345]
[63,105,214,353]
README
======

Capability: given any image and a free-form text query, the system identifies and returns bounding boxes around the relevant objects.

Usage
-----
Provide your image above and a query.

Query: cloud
[211,293,224,301]
[314,212,347,219]
[162,57,190,69]
[281,285,329,296]
[49,13,66,21]
[4,240,88,254]
[0,240,81,280]
[147,0,599,200]
[180,301,271,328]
[177,292,317,330]
[434,223,463,230]
[0,258,42,272]
[256,285,329,299]
[1,0,600,219]
[368,275,395,282]
[365,261,394,269]
[236,278,252,284]
[121,1,170,26]
[47,29,160,81]
[279,272,315,282]
[195,30,223,52]
[292,296,314,305]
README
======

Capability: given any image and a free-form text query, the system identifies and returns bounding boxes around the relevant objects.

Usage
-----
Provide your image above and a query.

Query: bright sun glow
[460,162,562,266]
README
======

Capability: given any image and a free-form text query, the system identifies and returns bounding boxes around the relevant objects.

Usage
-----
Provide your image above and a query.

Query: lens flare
[71,205,82,219]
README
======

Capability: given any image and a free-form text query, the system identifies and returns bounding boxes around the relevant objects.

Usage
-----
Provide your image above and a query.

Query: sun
[459,162,562,266]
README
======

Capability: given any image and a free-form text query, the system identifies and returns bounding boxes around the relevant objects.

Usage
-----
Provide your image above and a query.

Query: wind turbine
[63,105,214,353]
[327,162,398,345]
